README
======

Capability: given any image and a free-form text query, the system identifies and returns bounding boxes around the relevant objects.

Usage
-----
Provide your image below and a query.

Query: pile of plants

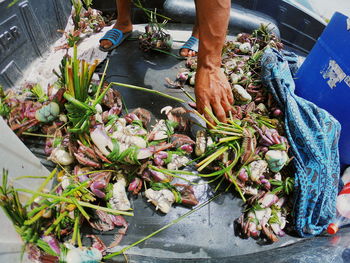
[134,0,173,53]
[0,45,203,262]
[0,24,297,263]
[56,0,106,50]
[165,25,295,241]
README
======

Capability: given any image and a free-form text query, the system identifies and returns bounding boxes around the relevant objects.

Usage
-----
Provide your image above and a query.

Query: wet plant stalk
[109,82,186,104]
[16,188,134,216]
[25,168,57,207]
[44,211,69,235]
[103,194,221,260]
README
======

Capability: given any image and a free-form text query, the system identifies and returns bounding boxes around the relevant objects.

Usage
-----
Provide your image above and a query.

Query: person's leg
[100,0,133,50]
[179,22,199,57]
[179,0,199,57]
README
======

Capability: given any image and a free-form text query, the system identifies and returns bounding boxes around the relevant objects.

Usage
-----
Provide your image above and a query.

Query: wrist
[197,54,222,71]
[197,44,223,69]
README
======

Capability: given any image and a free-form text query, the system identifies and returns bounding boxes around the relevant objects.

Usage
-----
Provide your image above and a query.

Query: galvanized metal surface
[0,117,50,263]
[0,0,70,89]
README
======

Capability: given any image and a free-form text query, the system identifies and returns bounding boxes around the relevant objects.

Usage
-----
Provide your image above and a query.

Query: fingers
[212,97,227,123]
[219,70,234,106]
[195,95,215,125]
[203,105,215,126]
[197,95,226,125]
[227,86,234,105]
[221,92,234,114]
[187,102,197,110]
[194,67,234,126]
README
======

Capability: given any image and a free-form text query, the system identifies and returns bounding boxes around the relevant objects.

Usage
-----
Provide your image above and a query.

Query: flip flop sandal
[99,28,132,52]
[179,36,199,55]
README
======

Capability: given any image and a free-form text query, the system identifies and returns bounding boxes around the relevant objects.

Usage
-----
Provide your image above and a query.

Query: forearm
[196,0,230,69]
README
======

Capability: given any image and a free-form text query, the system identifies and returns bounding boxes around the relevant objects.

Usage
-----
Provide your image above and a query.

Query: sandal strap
[99,28,124,46]
[181,36,199,52]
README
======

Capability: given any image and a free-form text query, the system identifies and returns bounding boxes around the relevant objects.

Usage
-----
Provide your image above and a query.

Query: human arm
[194,0,233,123]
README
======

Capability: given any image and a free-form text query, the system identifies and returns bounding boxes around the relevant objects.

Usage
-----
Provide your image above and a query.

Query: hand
[195,66,234,124]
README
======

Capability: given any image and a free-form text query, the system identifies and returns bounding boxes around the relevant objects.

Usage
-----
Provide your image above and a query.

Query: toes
[100,39,112,49]
[180,48,189,57]
[180,48,197,57]
[189,50,197,57]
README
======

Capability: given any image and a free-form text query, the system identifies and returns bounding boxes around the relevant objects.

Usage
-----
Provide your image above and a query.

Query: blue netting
[261,47,341,237]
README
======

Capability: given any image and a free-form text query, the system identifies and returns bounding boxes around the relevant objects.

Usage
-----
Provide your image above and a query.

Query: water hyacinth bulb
[66,247,102,263]
[239,42,251,53]
[177,72,188,82]
[238,168,248,182]
[145,188,175,214]
[230,73,241,84]
[265,150,288,172]
[232,84,252,104]
[48,146,74,166]
[180,144,193,154]
[249,160,268,182]
[35,102,60,123]
[259,192,278,208]
[189,72,196,86]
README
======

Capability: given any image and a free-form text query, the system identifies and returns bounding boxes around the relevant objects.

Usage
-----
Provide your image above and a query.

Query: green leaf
[269,143,287,151]
[53,137,63,148]
[269,211,281,225]
[30,84,48,102]
[0,99,10,118]
[7,0,19,7]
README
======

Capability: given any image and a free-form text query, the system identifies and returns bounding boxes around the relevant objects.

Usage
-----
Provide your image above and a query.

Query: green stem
[72,199,90,221]
[17,188,134,216]
[28,181,90,218]
[158,167,225,178]
[227,170,246,202]
[197,146,229,171]
[63,93,94,111]
[44,211,68,236]
[214,176,226,192]
[151,48,183,59]
[204,107,220,125]
[14,175,48,180]
[27,203,49,218]
[211,130,242,136]
[109,82,186,104]
[103,194,221,260]
[94,59,109,101]
[77,201,133,216]
[227,120,244,131]
[25,168,57,207]
[192,109,215,129]
[24,210,44,225]
[180,87,196,103]
[216,124,243,133]
[71,214,79,245]
[77,223,82,248]
[22,132,55,138]
[133,0,172,21]
[218,136,241,143]
[149,166,197,185]
[224,153,246,202]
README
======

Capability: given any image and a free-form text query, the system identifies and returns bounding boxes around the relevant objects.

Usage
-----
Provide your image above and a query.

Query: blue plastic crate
[295,12,350,168]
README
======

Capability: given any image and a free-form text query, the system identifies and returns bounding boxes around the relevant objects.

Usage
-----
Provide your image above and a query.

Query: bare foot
[100,21,133,50]
[180,26,199,57]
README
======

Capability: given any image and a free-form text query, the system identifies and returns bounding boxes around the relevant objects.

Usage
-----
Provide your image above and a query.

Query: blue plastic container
[295,12,350,168]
